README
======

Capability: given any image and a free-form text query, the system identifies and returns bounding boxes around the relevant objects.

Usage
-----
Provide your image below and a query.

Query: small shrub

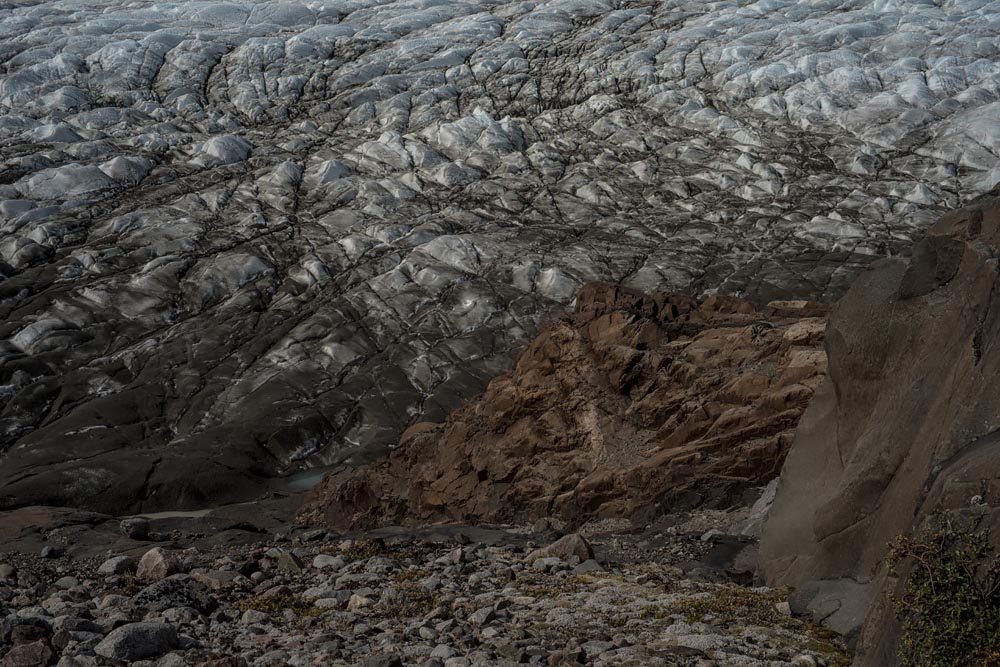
[121,573,139,595]
[377,583,439,619]
[234,594,322,618]
[342,537,387,562]
[673,585,789,625]
[392,568,427,584]
[640,604,670,619]
[887,514,1000,667]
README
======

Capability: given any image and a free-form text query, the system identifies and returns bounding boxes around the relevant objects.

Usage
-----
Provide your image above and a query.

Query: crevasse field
[0,0,998,511]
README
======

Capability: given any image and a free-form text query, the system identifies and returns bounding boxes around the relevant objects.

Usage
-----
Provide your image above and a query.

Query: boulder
[137,547,183,582]
[312,554,346,571]
[98,555,137,576]
[276,551,303,573]
[191,570,240,591]
[120,518,150,540]
[94,622,179,661]
[0,640,55,667]
[760,192,1000,664]
[133,578,216,614]
[526,534,594,563]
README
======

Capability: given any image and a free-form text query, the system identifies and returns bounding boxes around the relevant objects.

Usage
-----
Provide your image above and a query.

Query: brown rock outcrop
[759,192,1000,664]
[301,283,828,530]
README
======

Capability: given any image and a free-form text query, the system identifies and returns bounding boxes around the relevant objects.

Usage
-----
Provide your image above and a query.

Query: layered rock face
[2,0,1000,511]
[303,282,828,530]
[759,191,1000,664]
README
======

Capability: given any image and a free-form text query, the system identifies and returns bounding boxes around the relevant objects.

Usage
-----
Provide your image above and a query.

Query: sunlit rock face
[0,0,998,512]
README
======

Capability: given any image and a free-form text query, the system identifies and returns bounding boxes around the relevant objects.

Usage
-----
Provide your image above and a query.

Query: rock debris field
[0,524,849,667]
[2,0,1000,511]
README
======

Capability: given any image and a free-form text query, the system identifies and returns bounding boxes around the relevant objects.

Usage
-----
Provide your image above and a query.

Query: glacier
[1,0,999,511]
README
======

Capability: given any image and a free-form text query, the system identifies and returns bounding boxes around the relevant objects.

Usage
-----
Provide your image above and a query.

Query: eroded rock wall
[760,191,1000,664]
[302,282,828,529]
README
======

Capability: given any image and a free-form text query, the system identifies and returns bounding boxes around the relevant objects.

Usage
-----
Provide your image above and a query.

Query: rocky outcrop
[759,192,1000,664]
[302,282,828,530]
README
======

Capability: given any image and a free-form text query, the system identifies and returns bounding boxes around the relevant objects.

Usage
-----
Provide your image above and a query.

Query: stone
[311,554,346,571]
[6,620,50,646]
[157,655,187,667]
[300,529,327,542]
[0,564,15,580]
[347,594,373,611]
[191,570,239,591]
[0,640,55,667]
[313,598,340,609]
[527,534,594,563]
[98,556,137,576]
[137,548,183,582]
[531,558,565,573]
[52,617,100,635]
[581,640,614,657]
[468,607,495,627]
[430,646,458,659]
[364,656,403,667]
[39,547,61,559]
[52,577,78,590]
[276,552,303,573]
[571,560,604,575]
[132,579,216,614]
[240,610,268,626]
[94,623,179,661]
[261,585,292,598]
[120,518,150,540]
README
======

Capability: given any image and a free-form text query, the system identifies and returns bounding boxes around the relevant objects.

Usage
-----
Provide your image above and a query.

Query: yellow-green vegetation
[234,594,323,619]
[802,633,853,667]
[120,573,139,595]
[392,567,428,583]
[377,573,439,619]
[673,585,791,625]
[887,514,1000,667]
[377,581,441,619]
[639,604,669,619]
[341,537,387,562]
[519,573,585,598]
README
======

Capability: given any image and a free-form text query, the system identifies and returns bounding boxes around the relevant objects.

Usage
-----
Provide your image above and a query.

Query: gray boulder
[132,578,216,614]
[94,622,178,661]
[98,556,137,576]
[526,533,594,563]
